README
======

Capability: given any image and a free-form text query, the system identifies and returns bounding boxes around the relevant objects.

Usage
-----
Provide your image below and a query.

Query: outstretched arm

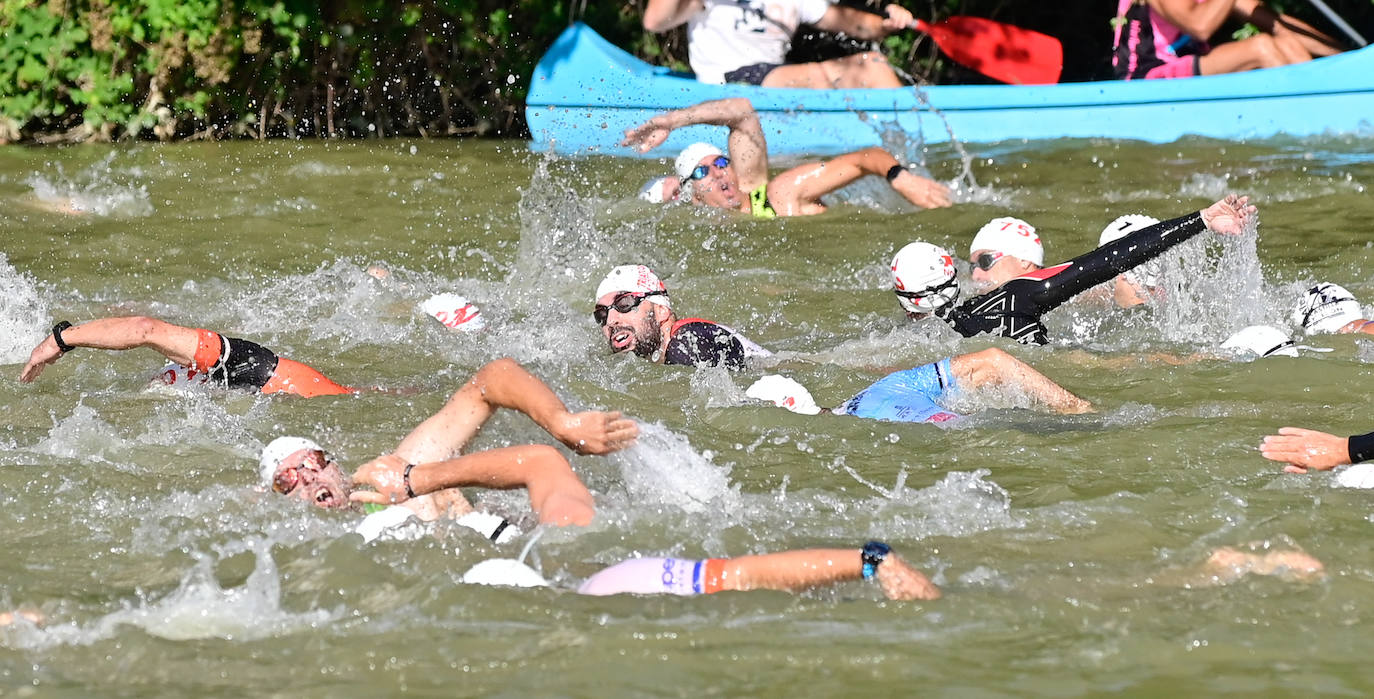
[348,446,595,526]
[1023,194,1255,315]
[643,0,703,33]
[950,348,1093,413]
[712,547,940,600]
[815,4,913,40]
[392,358,638,463]
[19,316,200,382]
[1261,426,1374,473]
[767,147,951,214]
[620,97,769,190]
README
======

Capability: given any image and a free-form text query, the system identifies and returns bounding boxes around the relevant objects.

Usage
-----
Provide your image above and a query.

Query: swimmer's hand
[882,4,915,33]
[877,554,941,601]
[621,116,674,154]
[19,335,64,383]
[889,171,953,209]
[554,410,639,455]
[1199,194,1256,236]
[1260,426,1351,474]
[348,454,412,505]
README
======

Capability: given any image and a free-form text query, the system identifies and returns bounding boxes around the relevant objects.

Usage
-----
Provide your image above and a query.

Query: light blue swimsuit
[834,358,962,424]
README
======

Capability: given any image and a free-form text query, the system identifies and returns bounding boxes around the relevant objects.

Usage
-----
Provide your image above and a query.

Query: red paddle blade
[913,16,1063,85]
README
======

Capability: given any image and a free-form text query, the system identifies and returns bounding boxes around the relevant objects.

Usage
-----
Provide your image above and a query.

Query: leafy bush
[1,0,1370,142]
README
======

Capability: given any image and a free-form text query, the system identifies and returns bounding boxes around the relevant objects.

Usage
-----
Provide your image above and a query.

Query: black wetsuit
[209,334,280,389]
[1350,431,1374,464]
[935,212,1206,345]
[663,318,749,371]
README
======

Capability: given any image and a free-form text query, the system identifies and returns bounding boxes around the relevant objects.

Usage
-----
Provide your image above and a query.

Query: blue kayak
[526,22,1374,157]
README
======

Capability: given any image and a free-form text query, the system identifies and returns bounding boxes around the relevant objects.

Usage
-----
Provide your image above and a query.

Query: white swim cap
[1098,214,1160,246]
[419,293,485,332]
[594,265,670,309]
[638,176,672,203]
[259,436,323,486]
[674,142,724,181]
[1221,325,1299,358]
[745,375,822,415]
[969,216,1043,267]
[1294,282,1364,335]
[1099,214,1162,287]
[890,242,959,314]
[462,558,549,588]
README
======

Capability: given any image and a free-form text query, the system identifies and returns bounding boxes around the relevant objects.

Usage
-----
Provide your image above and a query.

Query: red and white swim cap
[595,265,671,309]
[891,242,959,314]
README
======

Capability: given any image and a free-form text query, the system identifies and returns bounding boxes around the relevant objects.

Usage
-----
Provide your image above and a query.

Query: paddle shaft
[1302,0,1367,47]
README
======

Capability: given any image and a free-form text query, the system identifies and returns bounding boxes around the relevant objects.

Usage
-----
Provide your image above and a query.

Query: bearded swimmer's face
[270,449,351,509]
[595,291,666,359]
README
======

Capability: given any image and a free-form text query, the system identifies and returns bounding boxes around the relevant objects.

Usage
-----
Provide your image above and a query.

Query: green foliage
[1,0,1372,142]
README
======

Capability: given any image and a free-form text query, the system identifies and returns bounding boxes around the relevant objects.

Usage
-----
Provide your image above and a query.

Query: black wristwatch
[52,321,75,353]
[861,540,891,580]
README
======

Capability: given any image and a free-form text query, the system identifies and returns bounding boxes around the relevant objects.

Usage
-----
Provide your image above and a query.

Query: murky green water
[1,135,1372,695]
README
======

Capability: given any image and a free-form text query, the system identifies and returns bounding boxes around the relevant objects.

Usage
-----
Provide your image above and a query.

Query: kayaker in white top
[623,97,951,217]
[642,0,913,87]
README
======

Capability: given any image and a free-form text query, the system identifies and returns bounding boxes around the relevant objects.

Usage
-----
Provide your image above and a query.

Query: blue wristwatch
[861,540,891,580]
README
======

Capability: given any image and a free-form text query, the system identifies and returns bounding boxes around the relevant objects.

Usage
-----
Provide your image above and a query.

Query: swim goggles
[894,276,958,302]
[594,291,667,326]
[685,156,730,182]
[972,251,1006,271]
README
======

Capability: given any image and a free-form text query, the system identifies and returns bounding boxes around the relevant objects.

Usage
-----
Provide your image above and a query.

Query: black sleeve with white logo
[937,212,1206,345]
[663,322,748,370]
[209,335,280,390]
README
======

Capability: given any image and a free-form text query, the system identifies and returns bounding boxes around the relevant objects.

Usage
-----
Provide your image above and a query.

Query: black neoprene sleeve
[1348,430,1374,464]
[1028,212,1207,312]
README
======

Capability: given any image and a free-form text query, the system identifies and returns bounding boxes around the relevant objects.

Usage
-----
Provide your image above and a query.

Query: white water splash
[2,539,338,649]
[0,252,48,364]
[23,154,154,217]
[610,421,739,515]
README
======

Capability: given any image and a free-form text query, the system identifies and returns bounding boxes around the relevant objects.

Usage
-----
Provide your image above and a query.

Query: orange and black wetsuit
[185,329,350,397]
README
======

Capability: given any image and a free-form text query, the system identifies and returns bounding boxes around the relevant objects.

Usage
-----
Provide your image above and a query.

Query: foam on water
[22,154,154,217]
[607,421,740,517]
[3,539,338,650]
[0,252,49,364]
[30,405,132,463]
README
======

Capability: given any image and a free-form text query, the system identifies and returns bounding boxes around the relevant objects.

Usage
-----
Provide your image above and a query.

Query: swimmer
[19,315,350,397]
[621,98,951,218]
[1293,282,1374,336]
[746,347,1092,421]
[579,541,940,601]
[888,194,1255,344]
[1260,426,1374,474]
[1097,214,1166,308]
[593,264,771,370]
[265,358,637,537]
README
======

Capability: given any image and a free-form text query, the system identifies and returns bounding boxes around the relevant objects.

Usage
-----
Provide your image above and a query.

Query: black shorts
[723,62,781,85]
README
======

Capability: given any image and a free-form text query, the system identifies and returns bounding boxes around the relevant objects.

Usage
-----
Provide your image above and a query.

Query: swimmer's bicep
[139,322,204,367]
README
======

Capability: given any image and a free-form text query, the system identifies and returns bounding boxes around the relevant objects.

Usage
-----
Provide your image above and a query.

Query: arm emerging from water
[949,348,1093,414]
[392,357,638,463]
[620,97,769,191]
[349,445,596,526]
[767,147,951,216]
[1021,194,1255,315]
[20,316,200,382]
